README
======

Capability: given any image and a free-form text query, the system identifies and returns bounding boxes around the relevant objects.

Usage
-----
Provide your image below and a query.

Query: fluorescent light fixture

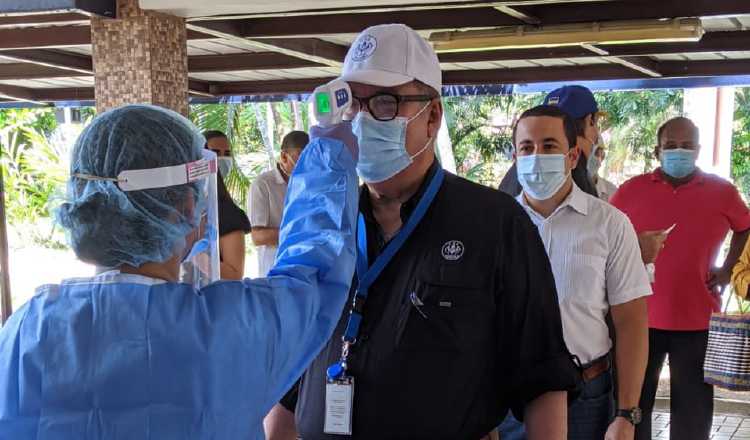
[430,18,704,53]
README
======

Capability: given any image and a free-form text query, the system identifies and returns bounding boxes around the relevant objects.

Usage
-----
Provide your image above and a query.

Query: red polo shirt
[611,169,750,331]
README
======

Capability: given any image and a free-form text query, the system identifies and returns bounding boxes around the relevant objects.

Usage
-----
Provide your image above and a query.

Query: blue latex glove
[310,122,359,163]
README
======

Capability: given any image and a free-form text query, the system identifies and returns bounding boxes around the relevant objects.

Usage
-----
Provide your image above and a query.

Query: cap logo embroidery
[548,97,560,105]
[352,35,377,61]
[441,240,464,261]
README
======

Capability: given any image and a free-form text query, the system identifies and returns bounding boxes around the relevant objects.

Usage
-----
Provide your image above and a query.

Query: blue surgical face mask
[352,104,432,183]
[517,154,570,201]
[587,152,602,178]
[217,157,233,177]
[181,223,218,263]
[660,148,697,179]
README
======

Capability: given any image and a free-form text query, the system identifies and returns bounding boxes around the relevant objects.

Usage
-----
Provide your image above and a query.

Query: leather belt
[582,356,611,382]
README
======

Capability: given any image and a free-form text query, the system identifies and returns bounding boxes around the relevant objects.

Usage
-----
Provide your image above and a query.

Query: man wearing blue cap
[499,85,600,198]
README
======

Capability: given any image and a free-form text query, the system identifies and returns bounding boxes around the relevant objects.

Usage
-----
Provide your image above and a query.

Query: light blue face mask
[182,223,218,263]
[517,154,570,201]
[587,152,602,178]
[217,157,233,177]
[660,148,697,179]
[352,104,432,183]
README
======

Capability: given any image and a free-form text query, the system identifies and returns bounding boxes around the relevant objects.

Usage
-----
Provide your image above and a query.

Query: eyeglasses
[345,93,436,122]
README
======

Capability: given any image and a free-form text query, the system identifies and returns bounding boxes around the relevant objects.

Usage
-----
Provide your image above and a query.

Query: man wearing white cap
[269,24,579,440]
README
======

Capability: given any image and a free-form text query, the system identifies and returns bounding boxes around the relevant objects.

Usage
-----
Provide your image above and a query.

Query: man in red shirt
[611,116,750,440]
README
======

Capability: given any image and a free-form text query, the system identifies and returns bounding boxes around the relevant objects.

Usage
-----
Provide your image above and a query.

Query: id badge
[324,376,354,435]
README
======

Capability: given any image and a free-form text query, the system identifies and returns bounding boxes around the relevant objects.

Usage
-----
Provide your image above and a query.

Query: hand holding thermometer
[663,224,677,235]
[308,79,359,160]
[311,80,352,127]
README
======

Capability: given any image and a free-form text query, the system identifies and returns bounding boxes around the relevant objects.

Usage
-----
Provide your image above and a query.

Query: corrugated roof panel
[701,17,742,31]
[497,60,538,68]
[721,51,750,59]
[529,58,576,67]
[58,46,91,56]
[190,72,244,81]
[210,40,261,53]
[270,69,312,79]
[316,35,357,46]
[188,39,257,54]
[49,77,94,86]
[451,61,501,70]
[299,66,339,77]
[187,46,215,56]
[62,77,94,85]
[683,52,725,61]
[204,70,291,81]
[0,79,69,88]
[650,54,686,61]
[567,57,608,65]
[439,63,465,71]
[488,61,510,69]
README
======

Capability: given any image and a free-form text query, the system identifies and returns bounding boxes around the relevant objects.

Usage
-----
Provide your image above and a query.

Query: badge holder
[325,341,354,435]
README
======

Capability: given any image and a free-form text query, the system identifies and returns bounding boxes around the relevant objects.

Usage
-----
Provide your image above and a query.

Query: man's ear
[568,146,581,167]
[427,100,443,139]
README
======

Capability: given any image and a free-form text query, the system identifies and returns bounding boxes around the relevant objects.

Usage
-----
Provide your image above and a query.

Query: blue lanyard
[327,167,445,380]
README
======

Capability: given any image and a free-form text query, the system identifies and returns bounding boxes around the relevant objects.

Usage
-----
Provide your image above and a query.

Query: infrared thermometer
[311,79,352,127]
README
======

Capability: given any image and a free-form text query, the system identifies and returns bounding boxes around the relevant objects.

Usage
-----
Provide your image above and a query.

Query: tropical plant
[189,100,309,209]
[443,93,543,186]
[0,108,84,248]
[0,110,66,223]
[595,89,684,182]
[731,88,750,198]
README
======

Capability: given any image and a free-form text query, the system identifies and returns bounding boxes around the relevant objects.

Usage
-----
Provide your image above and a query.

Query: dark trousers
[636,329,714,440]
[498,370,614,440]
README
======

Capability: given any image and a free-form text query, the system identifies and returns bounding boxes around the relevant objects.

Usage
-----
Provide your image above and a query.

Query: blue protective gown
[0,137,358,440]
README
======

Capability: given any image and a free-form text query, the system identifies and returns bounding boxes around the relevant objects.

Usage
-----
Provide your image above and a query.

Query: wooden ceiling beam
[0,84,41,103]
[0,26,90,50]
[187,22,343,67]
[192,7,519,38]
[189,51,322,72]
[517,0,750,25]
[209,59,750,95]
[0,62,86,80]
[438,31,750,63]
[0,49,92,74]
[0,12,89,29]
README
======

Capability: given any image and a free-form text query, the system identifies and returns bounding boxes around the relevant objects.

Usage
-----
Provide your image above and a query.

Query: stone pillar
[91,0,188,115]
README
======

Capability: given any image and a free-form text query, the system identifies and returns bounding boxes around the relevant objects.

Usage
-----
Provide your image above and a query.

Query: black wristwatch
[616,407,643,426]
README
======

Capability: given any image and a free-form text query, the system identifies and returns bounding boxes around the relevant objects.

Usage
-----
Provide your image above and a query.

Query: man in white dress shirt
[249,131,309,276]
[500,105,652,440]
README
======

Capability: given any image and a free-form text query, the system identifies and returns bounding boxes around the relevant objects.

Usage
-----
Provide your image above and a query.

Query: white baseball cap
[341,23,442,94]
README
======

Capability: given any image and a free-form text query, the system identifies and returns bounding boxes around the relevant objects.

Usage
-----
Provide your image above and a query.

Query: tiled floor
[652,412,750,439]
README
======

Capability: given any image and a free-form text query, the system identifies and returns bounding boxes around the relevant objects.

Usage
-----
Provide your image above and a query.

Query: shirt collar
[359,160,440,225]
[650,167,705,186]
[516,181,589,220]
[273,164,287,184]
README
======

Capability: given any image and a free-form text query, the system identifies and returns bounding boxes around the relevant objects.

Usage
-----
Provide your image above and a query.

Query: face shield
[74,149,220,288]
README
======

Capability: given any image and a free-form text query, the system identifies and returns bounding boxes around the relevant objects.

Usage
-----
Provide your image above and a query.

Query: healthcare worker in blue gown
[0,104,359,439]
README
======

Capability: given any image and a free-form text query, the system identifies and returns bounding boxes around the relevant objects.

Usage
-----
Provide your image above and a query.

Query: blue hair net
[56,104,206,268]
